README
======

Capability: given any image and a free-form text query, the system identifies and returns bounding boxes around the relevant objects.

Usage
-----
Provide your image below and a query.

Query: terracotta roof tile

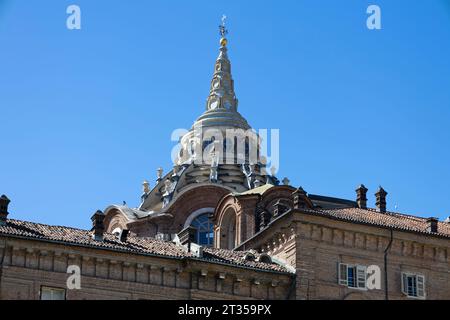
[307,207,450,238]
[203,247,288,273]
[0,219,291,273]
[0,219,188,258]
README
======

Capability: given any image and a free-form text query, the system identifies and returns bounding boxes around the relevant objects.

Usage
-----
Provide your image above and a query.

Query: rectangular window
[40,286,66,300]
[338,263,367,289]
[347,266,356,287]
[401,273,425,299]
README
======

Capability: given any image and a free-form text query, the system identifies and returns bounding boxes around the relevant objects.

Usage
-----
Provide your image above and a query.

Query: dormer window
[112,227,122,238]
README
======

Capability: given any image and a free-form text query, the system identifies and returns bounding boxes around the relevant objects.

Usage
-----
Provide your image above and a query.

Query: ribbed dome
[192,109,250,130]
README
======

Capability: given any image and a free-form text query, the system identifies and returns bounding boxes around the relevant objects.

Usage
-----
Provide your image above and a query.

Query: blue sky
[1,0,449,229]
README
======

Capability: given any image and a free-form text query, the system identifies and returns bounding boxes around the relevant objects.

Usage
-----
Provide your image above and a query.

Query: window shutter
[356,265,367,289]
[338,263,348,285]
[417,275,425,298]
[401,273,407,295]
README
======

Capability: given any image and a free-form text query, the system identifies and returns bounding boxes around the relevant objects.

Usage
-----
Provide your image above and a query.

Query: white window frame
[40,286,66,300]
[401,272,426,299]
[183,207,215,228]
[338,263,367,290]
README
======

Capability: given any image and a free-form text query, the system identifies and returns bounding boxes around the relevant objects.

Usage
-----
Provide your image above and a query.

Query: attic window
[257,253,272,264]
[243,252,256,262]
[112,227,122,238]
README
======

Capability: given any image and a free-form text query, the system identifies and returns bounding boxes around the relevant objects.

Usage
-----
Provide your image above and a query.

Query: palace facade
[1,27,449,300]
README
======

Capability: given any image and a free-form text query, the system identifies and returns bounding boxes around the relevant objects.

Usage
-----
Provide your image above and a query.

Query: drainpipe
[286,273,297,300]
[0,239,7,298]
[384,229,393,300]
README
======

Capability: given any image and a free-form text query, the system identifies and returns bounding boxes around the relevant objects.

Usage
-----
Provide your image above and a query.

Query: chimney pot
[426,217,438,233]
[375,186,388,213]
[91,210,105,241]
[355,184,368,209]
[0,195,11,226]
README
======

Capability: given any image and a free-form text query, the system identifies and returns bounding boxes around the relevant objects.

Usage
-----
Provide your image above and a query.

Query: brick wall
[0,238,292,300]
[239,211,450,300]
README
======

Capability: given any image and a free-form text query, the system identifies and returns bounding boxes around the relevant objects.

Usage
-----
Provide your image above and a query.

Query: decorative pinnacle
[157,167,163,179]
[219,14,228,46]
[142,180,150,194]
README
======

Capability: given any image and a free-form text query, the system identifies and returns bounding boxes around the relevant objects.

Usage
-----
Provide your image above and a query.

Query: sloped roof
[0,219,291,273]
[303,207,450,238]
[238,184,274,196]
[202,247,288,273]
[0,219,187,257]
[106,205,150,220]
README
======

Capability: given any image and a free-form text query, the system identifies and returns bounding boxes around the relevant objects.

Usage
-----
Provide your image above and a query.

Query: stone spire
[193,17,250,130]
[206,16,237,113]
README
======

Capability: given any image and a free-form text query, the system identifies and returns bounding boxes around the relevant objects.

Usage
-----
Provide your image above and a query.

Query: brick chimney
[91,210,105,241]
[375,186,388,213]
[426,217,438,233]
[177,226,197,252]
[355,184,368,209]
[0,195,11,226]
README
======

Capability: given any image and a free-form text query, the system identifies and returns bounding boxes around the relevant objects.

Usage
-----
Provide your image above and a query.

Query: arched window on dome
[219,208,237,250]
[190,213,214,246]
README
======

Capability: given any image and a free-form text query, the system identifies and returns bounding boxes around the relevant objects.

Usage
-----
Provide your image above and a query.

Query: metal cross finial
[221,14,227,26]
[219,14,228,38]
